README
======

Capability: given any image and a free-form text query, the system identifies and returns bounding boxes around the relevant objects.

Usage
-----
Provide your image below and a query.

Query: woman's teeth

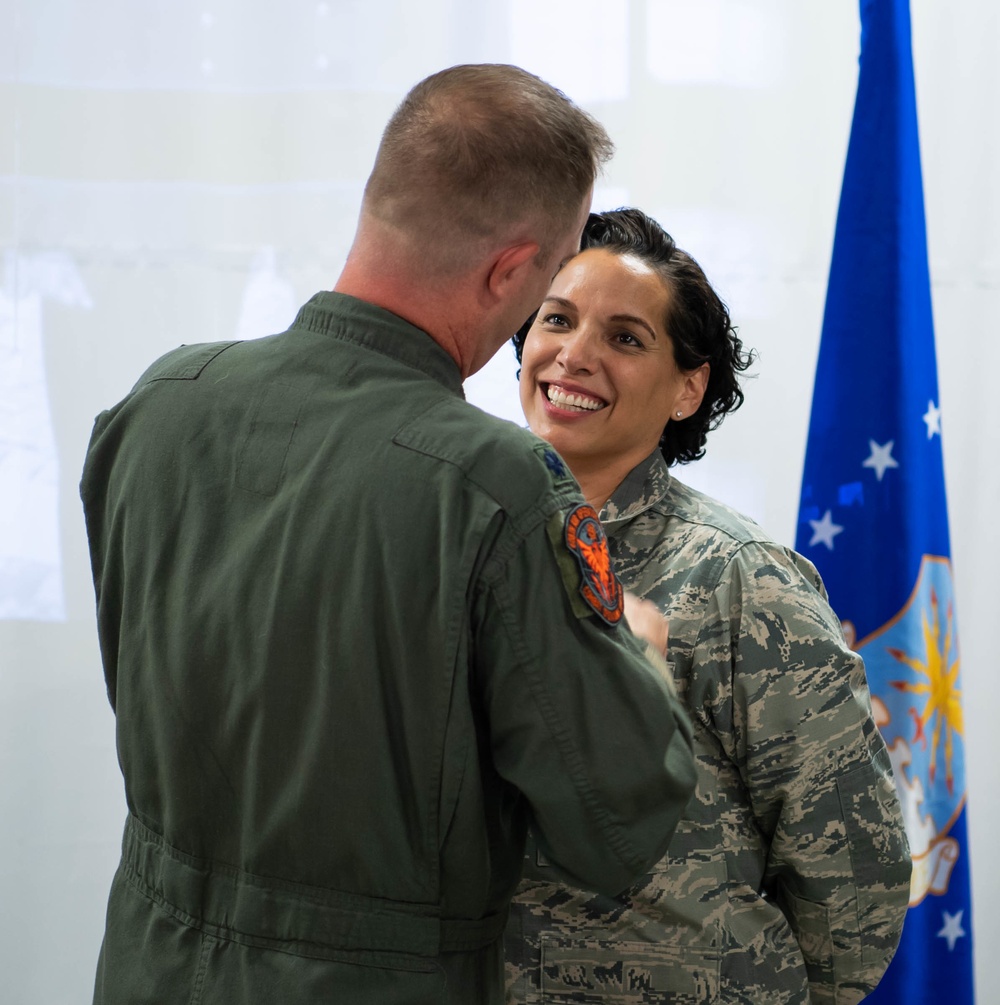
[546,386,605,412]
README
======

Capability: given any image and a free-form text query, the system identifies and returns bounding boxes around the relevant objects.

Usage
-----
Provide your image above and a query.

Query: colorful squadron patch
[564,504,624,626]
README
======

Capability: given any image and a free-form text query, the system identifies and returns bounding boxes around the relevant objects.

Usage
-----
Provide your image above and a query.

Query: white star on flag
[808,510,844,550]
[862,440,899,481]
[937,910,966,951]
[923,399,942,439]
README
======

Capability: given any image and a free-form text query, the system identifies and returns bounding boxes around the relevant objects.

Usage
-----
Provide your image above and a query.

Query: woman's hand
[622,591,668,657]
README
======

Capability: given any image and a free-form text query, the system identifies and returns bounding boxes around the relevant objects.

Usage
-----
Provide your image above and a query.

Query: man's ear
[485,241,541,298]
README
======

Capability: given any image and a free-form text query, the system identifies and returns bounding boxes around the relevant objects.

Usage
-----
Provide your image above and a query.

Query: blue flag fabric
[795,1,974,1002]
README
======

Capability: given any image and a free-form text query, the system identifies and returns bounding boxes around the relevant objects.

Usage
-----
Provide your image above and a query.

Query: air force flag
[795,1,974,1002]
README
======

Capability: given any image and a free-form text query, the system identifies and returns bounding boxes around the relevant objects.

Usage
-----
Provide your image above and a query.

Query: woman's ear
[676,363,710,418]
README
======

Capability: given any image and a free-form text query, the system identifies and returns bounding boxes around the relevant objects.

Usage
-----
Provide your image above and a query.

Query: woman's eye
[615,331,642,347]
[542,313,569,327]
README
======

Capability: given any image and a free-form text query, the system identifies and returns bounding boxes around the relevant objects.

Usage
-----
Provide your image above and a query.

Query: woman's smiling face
[519,247,704,485]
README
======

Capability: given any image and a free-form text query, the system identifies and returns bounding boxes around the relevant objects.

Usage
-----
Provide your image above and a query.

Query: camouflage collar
[600,450,672,529]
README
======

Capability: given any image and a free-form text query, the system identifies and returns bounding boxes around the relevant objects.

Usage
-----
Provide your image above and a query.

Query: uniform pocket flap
[540,936,720,1003]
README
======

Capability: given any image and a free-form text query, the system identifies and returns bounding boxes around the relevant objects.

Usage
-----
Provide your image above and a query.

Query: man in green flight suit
[81,64,696,1005]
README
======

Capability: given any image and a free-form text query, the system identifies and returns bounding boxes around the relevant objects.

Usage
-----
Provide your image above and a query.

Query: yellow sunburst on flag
[888,589,963,794]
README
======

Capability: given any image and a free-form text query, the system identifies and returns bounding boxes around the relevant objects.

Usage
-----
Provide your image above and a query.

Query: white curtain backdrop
[2,2,996,1001]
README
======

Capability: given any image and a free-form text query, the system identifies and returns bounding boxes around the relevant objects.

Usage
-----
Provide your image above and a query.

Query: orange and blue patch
[564,504,624,626]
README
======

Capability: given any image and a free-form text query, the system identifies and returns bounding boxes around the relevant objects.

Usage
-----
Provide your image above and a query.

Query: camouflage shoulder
[665,477,777,549]
[648,481,832,604]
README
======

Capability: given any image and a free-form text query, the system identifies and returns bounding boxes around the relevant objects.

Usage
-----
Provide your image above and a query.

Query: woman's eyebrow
[608,313,658,340]
[541,295,575,310]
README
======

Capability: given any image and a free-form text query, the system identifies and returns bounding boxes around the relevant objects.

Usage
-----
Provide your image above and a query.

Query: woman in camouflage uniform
[505,208,911,1004]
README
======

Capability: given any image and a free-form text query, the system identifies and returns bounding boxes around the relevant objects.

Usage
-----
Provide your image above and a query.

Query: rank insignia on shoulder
[542,447,567,478]
[564,504,624,625]
[534,443,574,486]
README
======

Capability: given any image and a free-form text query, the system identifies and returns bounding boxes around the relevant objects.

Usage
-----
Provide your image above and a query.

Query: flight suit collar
[292,291,465,397]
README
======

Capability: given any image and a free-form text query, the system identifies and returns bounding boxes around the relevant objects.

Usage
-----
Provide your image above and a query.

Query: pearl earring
[675,411,683,418]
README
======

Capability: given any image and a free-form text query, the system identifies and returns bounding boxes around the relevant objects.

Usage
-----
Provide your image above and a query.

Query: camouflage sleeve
[715,541,911,1003]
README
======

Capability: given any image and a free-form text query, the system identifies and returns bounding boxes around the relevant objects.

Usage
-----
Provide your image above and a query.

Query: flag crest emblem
[860,555,964,906]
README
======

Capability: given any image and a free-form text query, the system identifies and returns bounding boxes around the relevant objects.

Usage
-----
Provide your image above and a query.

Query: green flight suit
[81,292,695,1005]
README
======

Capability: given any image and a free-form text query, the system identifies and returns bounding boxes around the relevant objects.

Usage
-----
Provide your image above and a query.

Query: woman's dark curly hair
[513,207,755,466]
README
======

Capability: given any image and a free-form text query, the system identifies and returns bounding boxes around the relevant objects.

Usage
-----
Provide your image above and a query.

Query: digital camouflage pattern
[506,451,911,1004]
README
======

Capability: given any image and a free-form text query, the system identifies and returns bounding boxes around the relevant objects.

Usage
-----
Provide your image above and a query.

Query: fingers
[622,591,669,657]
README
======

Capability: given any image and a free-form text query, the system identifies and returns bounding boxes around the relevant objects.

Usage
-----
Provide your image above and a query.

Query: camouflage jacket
[506,452,911,1004]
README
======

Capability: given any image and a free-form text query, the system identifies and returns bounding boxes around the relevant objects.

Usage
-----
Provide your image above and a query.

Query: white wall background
[1,1,997,1001]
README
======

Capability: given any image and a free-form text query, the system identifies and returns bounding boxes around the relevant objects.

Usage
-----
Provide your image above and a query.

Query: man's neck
[334,259,475,377]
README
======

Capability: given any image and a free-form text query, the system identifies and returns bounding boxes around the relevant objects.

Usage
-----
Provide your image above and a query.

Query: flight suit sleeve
[472,499,696,898]
[714,542,911,1004]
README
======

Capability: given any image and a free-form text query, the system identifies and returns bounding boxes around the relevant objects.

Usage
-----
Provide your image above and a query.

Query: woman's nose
[556,329,596,373]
